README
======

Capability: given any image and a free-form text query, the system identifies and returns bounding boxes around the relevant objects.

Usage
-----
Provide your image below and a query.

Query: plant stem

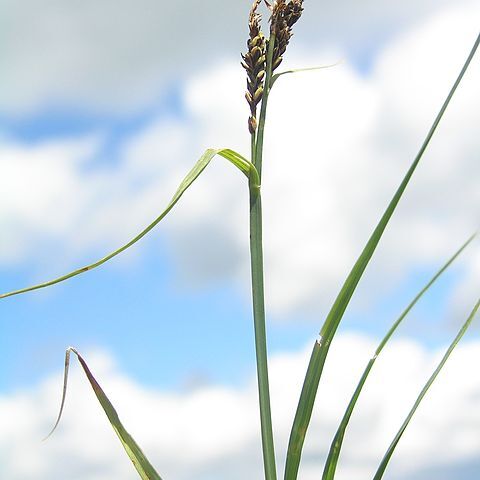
[254,33,276,178]
[250,124,277,479]
[247,30,278,480]
[249,172,277,480]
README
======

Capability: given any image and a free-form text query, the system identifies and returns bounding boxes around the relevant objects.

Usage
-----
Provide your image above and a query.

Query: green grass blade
[284,33,480,480]
[322,234,476,480]
[373,297,480,480]
[47,347,163,480]
[0,148,254,301]
[270,62,342,88]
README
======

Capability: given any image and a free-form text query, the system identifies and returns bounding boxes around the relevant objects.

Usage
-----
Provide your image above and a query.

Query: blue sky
[1,1,479,479]
[0,243,468,393]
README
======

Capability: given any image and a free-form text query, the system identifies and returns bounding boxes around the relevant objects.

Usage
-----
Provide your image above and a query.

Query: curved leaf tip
[46,347,163,480]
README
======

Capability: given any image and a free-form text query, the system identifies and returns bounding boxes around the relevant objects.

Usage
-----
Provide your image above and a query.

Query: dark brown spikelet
[242,0,267,134]
[269,0,304,71]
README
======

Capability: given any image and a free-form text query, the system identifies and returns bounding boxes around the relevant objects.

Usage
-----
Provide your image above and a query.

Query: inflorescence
[242,0,304,134]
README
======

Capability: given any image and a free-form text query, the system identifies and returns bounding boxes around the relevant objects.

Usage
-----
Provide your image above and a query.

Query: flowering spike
[269,0,304,71]
[242,0,267,134]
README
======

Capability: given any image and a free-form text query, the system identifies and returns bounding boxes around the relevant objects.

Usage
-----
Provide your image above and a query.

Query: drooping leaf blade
[0,148,255,300]
[373,297,480,480]
[46,348,163,480]
[322,234,476,480]
[284,33,480,480]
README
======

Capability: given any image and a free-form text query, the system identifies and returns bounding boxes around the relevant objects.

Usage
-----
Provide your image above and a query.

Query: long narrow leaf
[284,33,480,480]
[0,148,254,300]
[46,347,162,480]
[322,234,476,480]
[270,62,342,88]
[373,297,480,480]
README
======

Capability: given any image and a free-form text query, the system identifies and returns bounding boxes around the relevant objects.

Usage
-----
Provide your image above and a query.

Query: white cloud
[1,334,480,479]
[0,138,100,264]
[1,2,479,318]
[1,0,476,114]
[0,118,194,269]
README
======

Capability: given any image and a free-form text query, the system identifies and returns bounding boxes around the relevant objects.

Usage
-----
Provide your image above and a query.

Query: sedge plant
[1,1,479,479]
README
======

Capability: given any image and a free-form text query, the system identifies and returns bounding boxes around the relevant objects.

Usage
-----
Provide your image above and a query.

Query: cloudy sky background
[1,0,479,478]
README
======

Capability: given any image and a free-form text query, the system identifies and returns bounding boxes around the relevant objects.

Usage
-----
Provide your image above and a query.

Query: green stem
[245,30,279,480]
[249,130,277,480]
[255,33,276,178]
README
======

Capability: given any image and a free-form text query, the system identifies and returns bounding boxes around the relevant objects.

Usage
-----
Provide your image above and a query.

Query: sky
[0,0,479,479]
